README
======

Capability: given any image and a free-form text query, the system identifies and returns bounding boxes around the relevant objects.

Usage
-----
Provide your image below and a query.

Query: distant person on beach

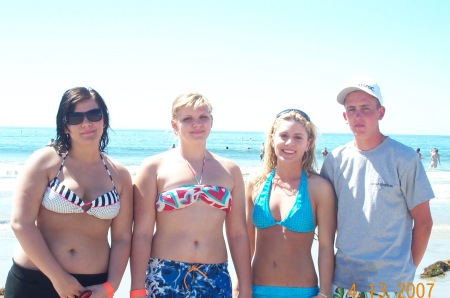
[245,109,336,298]
[5,87,133,298]
[429,148,441,168]
[320,76,434,297]
[259,142,265,161]
[321,147,328,157]
[416,147,423,159]
[130,92,251,297]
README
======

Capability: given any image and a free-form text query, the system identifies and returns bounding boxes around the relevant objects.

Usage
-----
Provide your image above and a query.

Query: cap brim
[336,87,360,105]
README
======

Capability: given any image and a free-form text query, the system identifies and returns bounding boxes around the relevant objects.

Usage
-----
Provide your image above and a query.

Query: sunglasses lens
[66,113,84,125]
[66,109,102,125]
[86,109,103,122]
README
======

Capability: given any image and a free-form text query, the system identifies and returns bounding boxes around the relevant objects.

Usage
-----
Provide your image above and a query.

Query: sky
[1,1,449,136]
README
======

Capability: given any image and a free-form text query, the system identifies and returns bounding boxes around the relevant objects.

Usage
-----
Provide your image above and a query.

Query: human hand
[51,273,84,298]
[81,283,110,298]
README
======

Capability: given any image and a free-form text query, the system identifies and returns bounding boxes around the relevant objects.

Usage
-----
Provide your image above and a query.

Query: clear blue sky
[1,1,449,135]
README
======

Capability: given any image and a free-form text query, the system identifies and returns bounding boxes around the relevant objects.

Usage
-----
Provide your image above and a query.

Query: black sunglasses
[65,109,103,125]
[275,109,310,122]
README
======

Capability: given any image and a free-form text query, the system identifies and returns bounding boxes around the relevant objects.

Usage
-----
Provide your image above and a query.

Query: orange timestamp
[347,282,435,298]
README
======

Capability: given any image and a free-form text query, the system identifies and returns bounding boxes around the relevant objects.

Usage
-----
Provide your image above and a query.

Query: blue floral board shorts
[145,257,232,298]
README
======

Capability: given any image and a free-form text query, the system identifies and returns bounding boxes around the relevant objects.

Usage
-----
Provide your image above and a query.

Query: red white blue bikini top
[156,185,232,212]
[41,153,120,220]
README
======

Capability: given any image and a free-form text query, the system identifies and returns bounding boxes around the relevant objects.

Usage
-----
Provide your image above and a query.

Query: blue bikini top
[252,169,314,233]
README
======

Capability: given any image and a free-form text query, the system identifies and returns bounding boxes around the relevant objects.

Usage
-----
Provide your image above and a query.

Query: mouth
[282,149,295,154]
[81,130,96,135]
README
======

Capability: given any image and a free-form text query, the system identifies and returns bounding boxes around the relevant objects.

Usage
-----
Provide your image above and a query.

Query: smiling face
[271,119,311,165]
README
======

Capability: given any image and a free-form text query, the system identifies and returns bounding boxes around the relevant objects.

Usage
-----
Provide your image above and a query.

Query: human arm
[101,164,133,296]
[10,148,84,297]
[233,177,256,297]
[311,176,336,298]
[245,180,256,264]
[226,165,252,298]
[130,158,158,297]
[410,200,433,267]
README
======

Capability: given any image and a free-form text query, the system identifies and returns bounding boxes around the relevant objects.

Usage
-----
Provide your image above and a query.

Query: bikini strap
[255,169,275,203]
[100,153,117,190]
[55,153,68,178]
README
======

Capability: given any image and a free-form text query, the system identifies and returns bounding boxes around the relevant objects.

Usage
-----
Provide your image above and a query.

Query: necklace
[273,176,299,196]
[182,153,206,184]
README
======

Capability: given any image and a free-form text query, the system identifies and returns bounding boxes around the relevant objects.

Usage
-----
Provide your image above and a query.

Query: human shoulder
[307,173,333,192]
[139,150,171,169]
[210,152,240,171]
[26,146,62,169]
[102,154,132,182]
[383,137,417,158]
[307,174,335,204]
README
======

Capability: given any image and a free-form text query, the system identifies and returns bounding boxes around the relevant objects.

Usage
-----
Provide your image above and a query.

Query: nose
[192,118,204,126]
[81,116,92,125]
[285,137,294,145]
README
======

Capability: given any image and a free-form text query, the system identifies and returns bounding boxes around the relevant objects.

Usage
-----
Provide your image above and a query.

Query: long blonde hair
[251,110,318,190]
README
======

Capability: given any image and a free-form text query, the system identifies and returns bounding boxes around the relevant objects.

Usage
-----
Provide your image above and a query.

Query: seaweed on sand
[420,260,450,278]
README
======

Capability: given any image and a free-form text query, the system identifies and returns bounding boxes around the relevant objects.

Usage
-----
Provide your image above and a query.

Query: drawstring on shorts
[183,264,207,291]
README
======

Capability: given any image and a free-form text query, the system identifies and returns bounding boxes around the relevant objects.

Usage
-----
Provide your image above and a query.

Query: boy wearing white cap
[320,77,434,297]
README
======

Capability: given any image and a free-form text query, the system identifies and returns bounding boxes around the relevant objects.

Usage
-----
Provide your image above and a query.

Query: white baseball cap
[336,76,383,105]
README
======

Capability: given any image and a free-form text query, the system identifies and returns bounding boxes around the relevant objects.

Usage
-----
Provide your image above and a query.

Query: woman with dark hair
[5,87,132,298]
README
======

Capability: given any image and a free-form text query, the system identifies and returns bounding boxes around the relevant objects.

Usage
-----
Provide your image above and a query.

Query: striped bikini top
[156,185,232,213]
[41,153,120,220]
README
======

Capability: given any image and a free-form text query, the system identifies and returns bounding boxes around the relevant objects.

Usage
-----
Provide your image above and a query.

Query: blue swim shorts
[146,257,232,298]
[252,284,319,298]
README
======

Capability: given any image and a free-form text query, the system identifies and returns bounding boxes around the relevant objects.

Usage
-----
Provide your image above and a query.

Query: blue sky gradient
[1,1,449,135]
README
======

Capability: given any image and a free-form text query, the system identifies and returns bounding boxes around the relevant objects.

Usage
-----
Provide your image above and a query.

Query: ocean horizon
[1,126,450,296]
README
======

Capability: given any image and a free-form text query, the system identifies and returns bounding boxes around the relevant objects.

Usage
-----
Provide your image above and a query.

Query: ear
[378,106,386,120]
[306,138,312,152]
[343,111,348,122]
[211,115,213,128]
[171,119,179,135]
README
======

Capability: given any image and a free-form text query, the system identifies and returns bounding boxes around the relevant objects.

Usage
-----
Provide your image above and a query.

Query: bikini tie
[184,264,207,291]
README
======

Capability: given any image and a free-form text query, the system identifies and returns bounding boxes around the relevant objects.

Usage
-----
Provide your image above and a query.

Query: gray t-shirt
[320,137,434,292]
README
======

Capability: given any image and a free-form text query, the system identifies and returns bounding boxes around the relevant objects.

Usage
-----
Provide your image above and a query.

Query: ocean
[1,126,450,296]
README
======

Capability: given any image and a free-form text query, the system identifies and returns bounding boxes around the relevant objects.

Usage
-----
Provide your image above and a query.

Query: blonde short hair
[172,92,213,120]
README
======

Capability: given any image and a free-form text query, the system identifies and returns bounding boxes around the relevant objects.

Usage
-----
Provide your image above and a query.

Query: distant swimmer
[416,148,423,159]
[321,147,328,157]
[260,143,265,160]
[429,148,440,168]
